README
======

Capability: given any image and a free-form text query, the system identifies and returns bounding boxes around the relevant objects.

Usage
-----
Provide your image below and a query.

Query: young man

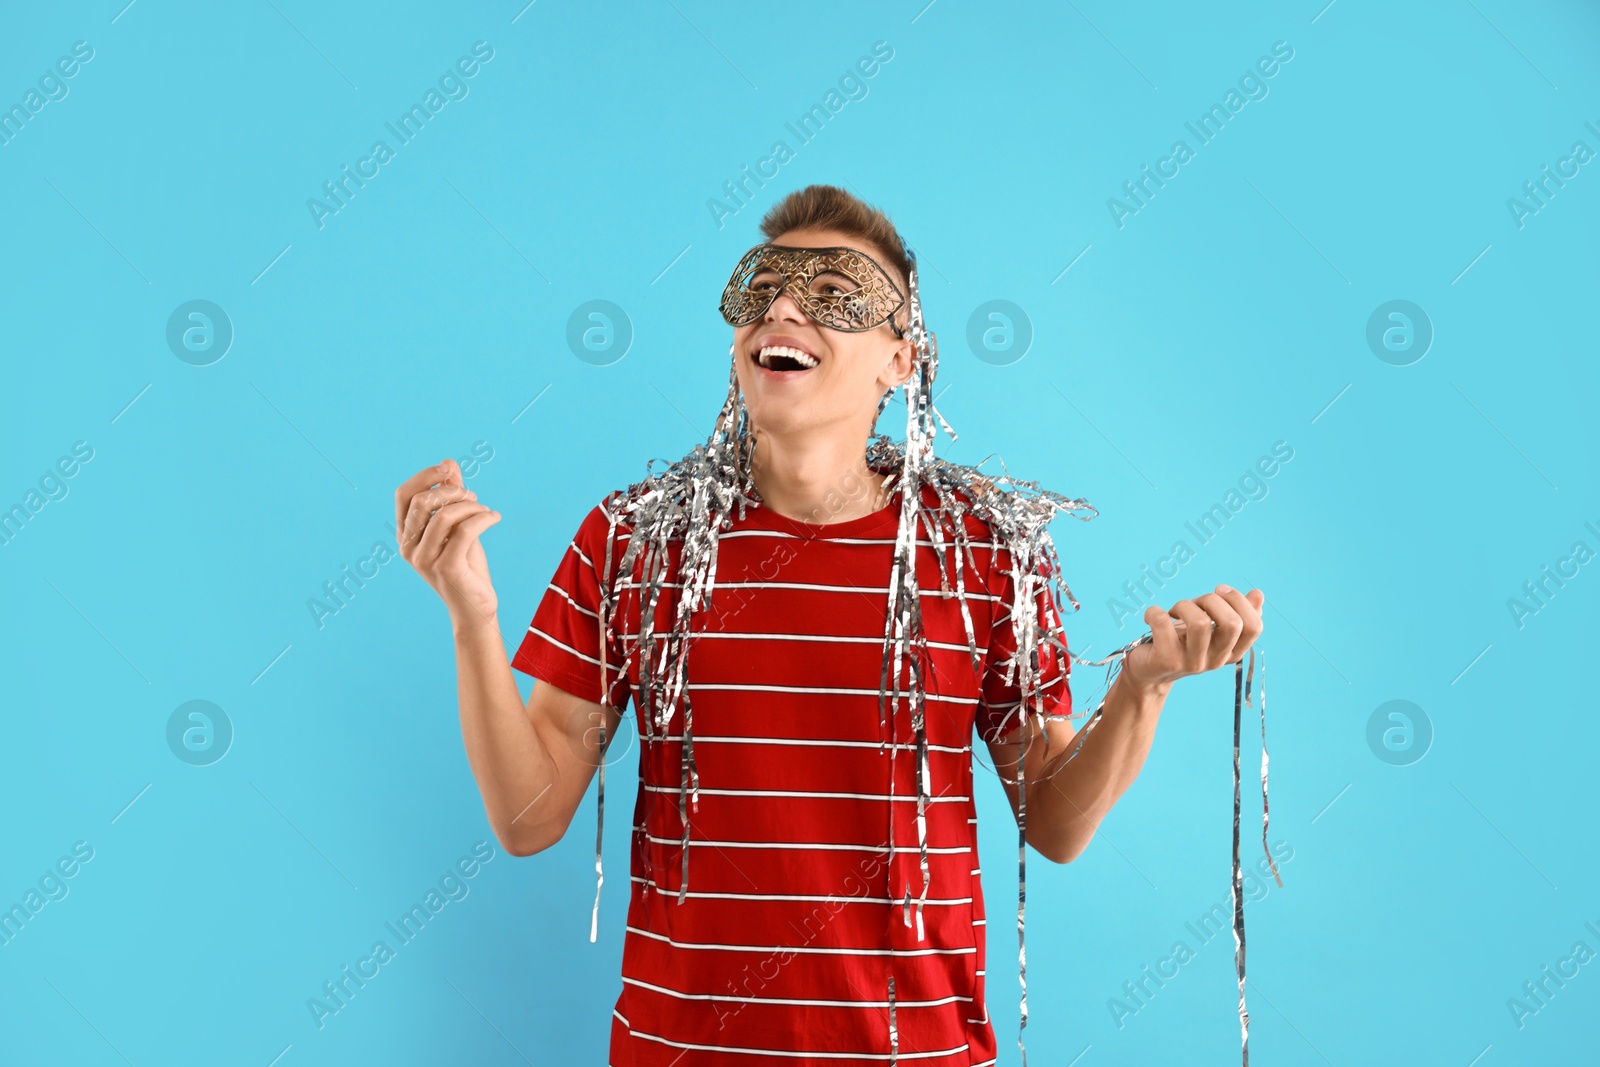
[396,185,1264,1065]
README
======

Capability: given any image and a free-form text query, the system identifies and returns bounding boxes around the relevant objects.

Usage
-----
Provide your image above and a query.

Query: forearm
[452,615,563,855]
[1024,671,1171,862]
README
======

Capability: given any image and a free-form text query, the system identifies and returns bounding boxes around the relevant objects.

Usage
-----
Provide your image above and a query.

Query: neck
[747,424,892,525]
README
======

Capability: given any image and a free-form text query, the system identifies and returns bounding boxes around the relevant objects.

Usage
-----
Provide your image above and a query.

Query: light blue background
[3,1,1597,1064]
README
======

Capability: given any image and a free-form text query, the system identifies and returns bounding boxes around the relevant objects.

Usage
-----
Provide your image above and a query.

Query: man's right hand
[395,458,503,629]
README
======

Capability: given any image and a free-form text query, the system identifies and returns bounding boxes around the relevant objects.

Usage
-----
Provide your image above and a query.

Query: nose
[763,285,807,324]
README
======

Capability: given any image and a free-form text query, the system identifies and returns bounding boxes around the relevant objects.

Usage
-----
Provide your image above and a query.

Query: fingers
[393,460,451,537]
[1211,584,1264,664]
[439,507,502,569]
[1168,598,1214,673]
[1143,604,1178,658]
[1136,585,1269,687]
[1194,590,1245,670]
[400,483,478,558]
[414,500,493,567]
[437,508,503,622]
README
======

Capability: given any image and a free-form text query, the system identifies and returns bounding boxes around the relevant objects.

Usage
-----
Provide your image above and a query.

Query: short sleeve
[510,496,632,711]
[976,548,1072,743]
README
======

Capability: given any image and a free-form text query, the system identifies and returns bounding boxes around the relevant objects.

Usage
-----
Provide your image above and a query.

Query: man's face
[730,228,916,441]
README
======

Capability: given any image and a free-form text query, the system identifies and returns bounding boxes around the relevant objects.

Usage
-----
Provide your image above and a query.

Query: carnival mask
[719,243,907,337]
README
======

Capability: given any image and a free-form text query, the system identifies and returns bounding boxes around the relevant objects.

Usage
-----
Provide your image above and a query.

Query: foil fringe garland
[1053,635,1278,1066]
[1232,654,1249,1062]
[887,974,899,1064]
[577,244,1276,1065]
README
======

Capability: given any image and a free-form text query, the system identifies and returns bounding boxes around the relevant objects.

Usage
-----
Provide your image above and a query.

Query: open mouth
[752,344,820,373]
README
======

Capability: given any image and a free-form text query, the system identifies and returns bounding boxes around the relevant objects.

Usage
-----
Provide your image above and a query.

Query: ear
[881,331,916,390]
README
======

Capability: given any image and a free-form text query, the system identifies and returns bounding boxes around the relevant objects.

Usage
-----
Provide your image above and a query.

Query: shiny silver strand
[1258,650,1281,887]
[887,973,900,1065]
[1232,655,1250,1064]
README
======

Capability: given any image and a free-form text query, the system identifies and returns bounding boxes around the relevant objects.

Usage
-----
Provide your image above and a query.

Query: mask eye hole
[745,268,784,293]
[807,270,858,298]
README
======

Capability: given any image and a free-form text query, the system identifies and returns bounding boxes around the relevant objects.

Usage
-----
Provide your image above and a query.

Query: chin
[735,373,865,439]
[742,399,809,437]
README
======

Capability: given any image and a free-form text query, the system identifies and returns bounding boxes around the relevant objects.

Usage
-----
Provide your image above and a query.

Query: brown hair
[758,184,912,299]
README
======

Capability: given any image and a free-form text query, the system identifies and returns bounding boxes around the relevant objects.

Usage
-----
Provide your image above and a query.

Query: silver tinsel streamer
[1057,632,1278,1067]
[887,974,899,1065]
[1232,654,1249,1062]
[1258,650,1281,889]
[576,238,1276,1064]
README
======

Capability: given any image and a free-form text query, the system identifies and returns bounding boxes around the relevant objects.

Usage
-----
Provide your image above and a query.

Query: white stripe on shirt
[627,924,976,957]
[643,833,970,855]
[640,783,970,804]
[616,578,1002,601]
[621,1021,970,1061]
[653,734,973,755]
[628,875,973,907]
[622,974,972,1009]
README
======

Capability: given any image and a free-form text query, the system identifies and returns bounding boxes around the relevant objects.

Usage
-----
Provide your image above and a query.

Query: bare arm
[985,584,1265,864]
[985,671,1169,864]
[396,457,619,857]
[452,617,620,857]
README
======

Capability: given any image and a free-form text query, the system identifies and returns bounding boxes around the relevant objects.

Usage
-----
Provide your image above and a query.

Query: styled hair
[758,184,912,298]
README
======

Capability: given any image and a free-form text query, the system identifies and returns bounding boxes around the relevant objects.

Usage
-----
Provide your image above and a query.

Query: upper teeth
[758,345,818,369]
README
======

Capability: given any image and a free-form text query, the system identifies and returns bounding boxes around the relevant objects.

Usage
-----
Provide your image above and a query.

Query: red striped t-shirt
[512,472,1071,1066]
